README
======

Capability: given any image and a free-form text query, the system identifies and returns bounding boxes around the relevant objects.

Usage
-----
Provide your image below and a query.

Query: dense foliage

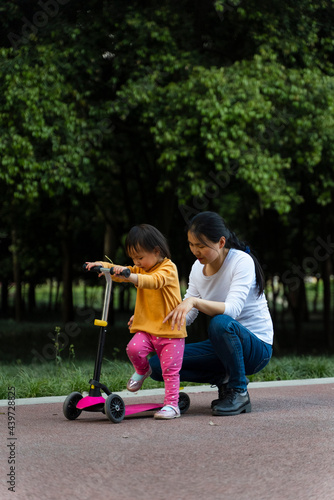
[0,0,333,351]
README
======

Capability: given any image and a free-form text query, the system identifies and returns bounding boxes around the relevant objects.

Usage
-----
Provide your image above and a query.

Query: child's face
[128,246,162,271]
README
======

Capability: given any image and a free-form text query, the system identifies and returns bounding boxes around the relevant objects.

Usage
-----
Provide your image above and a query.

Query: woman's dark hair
[125,224,171,259]
[188,211,265,296]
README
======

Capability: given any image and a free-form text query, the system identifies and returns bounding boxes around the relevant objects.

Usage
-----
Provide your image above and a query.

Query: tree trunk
[270,276,279,326]
[11,228,22,321]
[320,204,334,351]
[284,278,308,351]
[103,222,117,324]
[48,278,53,311]
[1,278,9,317]
[84,281,88,309]
[313,277,320,313]
[55,279,61,311]
[103,222,116,261]
[61,212,74,323]
[28,281,36,313]
[159,189,177,236]
[322,257,333,350]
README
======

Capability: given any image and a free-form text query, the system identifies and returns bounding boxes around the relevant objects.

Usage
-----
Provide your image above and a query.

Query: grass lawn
[1,278,334,400]
[1,355,334,400]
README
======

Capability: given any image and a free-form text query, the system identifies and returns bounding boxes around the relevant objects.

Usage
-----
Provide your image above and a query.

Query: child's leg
[126,332,155,392]
[126,331,154,374]
[156,338,185,408]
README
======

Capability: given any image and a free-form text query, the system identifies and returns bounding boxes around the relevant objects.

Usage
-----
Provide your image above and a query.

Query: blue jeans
[149,315,273,392]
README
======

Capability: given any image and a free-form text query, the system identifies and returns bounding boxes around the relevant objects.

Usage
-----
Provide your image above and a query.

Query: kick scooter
[63,264,190,423]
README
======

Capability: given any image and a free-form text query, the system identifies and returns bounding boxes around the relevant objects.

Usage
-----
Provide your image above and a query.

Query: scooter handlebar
[83,263,101,273]
[110,267,131,278]
[83,263,131,278]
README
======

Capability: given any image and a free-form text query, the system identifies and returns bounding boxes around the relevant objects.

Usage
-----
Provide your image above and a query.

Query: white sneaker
[154,405,181,420]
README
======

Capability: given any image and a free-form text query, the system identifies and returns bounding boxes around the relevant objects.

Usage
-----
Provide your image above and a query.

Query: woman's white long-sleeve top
[184,249,274,345]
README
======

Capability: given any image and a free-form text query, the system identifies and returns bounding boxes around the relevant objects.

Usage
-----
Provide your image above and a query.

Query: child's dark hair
[125,224,171,259]
[188,211,265,296]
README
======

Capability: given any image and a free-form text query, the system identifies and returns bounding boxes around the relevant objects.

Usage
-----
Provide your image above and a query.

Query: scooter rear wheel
[63,392,83,420]
[105,394,125,423]
[179,392,190,414]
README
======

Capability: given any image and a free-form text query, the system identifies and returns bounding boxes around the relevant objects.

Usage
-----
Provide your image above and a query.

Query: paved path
[1,379,334,500]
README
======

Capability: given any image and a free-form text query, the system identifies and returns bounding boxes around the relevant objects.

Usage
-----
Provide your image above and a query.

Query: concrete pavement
[1,379,334,500]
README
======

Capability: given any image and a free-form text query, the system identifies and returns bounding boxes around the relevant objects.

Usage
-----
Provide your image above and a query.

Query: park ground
[1,379,334,500]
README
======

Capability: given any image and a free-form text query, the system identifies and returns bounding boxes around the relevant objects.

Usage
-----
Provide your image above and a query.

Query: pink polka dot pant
[126,332,185,407]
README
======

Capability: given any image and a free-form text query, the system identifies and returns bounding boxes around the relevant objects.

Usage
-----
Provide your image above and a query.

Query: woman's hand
[163,297,197,331]
[128,315,134,329]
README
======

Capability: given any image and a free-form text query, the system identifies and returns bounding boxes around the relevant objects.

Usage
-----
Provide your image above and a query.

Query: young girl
[86,224,187,420]
[150,211,274,416]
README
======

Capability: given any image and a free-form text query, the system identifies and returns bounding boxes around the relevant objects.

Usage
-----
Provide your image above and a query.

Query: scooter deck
[125,403,162,416]
[76,395,162,416]
[77,395,105,409]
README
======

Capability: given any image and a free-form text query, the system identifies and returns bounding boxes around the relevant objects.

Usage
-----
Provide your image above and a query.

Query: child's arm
[85,261,135,282]
[136,261,177,289]
[112,265,138,286]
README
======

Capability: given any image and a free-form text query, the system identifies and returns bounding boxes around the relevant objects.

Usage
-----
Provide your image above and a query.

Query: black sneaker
[212,388,251,416]
[210,377,249,409]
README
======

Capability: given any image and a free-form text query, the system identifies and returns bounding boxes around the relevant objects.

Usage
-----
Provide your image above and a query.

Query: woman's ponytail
[225,231,265,296]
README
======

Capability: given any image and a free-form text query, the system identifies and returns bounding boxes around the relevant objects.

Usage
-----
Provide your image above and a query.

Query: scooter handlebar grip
[83,263,102,273]
[110,267,131,278]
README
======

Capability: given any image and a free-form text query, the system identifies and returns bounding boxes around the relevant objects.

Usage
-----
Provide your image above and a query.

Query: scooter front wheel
[104,394,125,423]
[179,392,190,414]
[63,392,83,420]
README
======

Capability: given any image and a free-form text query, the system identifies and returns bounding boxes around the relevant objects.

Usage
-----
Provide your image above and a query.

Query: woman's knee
[208,314,232,341]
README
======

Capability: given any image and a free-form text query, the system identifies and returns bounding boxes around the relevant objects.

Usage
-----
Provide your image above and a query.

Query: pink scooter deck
[125,403,162,416]
[76,395,162,416]
[77,396,105,409]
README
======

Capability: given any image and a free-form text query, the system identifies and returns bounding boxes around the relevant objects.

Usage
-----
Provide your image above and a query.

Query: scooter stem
[89,269,113,396]
[101,269,112,323]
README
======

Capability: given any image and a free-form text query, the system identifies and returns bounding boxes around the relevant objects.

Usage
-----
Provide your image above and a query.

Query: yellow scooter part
[94,319,108,327]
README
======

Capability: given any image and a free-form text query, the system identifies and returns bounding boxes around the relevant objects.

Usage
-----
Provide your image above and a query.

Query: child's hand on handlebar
[112,265,128,276]
[85,261,104,277]
[85,261,103,271]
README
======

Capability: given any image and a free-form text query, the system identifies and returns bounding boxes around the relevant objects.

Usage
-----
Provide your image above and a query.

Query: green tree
[1,0,334,350]
[0,42,103,320]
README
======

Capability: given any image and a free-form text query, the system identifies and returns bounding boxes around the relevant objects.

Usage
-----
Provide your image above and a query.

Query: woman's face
[187,231,225,265]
